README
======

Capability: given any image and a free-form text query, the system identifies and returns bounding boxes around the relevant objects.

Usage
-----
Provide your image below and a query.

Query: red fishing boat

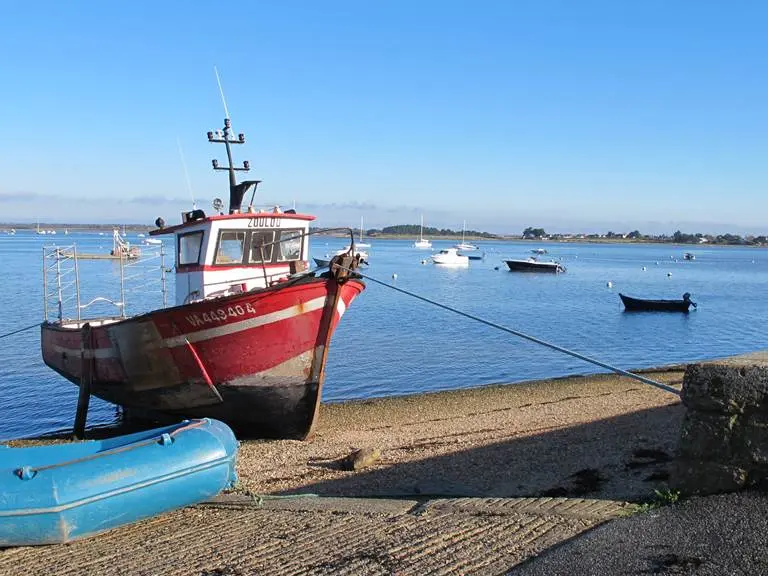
[40,117,365,439]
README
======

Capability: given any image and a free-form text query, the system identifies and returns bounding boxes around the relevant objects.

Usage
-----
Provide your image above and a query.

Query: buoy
[421,259,427,265]
[642,266,646,271]
[655,261,659,265]
[392,273,398,280]
[606,281,613,288]
[667,272,672,277]
[494,266,499,271]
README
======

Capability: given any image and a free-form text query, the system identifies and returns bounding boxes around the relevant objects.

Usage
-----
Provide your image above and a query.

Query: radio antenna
[208,67,258,213]
[214,66,230,119]
[177,138,196,209]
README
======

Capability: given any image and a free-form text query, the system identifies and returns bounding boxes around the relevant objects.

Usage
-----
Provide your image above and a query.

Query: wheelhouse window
[248,230,276,263]
[215,231,246,264]
[277,229,303,261]
[178,231,204,266]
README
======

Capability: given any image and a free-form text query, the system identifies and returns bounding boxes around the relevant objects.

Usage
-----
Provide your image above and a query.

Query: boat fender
[159,432,174,446]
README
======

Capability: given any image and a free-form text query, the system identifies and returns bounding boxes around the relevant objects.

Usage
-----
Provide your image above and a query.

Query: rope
[344,267,680,396]
[0,323,40,340]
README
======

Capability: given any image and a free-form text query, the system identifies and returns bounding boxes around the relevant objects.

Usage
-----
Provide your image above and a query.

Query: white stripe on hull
[45,295,329,360]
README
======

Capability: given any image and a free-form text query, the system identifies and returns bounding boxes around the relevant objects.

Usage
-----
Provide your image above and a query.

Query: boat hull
[505,259,565,273]
[619,293,693,312]
[0,418,237,546]
[41,272,364,438]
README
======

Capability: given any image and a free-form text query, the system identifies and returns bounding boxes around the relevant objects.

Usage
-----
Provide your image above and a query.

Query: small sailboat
[0,418,238,546]
[356,217,371,249]
[454,220,478,251]
[413,215,432,249]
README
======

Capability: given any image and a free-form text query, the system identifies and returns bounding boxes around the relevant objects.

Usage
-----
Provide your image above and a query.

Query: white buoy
[655,261,659,265]
[606,281,613,288]
[421,259,427,265]
[642,266,646,271]
[667,272,672,277]
[392,273,398,280]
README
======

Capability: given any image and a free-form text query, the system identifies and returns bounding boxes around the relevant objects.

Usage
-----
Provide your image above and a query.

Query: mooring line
[343,267,680,396]
[0,323,40,340]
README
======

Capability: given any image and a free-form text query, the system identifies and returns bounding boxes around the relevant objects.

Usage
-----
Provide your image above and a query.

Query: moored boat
[432,247,469,266]
[454,220,478,251]
[619,292,697,312]
[0,418,237,546]
[505,258,565,273]
[40,116,365,439]
[413,215,432,249]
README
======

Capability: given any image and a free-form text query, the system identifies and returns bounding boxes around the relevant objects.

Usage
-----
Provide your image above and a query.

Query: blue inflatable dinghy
[0,418,238,546]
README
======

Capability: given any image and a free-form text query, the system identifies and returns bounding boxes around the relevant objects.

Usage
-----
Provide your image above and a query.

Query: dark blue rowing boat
[619,292,697,312]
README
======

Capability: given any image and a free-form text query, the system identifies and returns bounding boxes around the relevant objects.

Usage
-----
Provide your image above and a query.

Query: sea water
[1,231,767,440]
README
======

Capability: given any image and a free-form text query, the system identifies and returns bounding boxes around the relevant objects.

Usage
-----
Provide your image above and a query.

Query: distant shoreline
[310,232,766,248]
[2,223,764,247]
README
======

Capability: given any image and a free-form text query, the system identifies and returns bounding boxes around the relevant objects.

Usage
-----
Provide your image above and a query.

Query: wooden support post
[74,323,93,439]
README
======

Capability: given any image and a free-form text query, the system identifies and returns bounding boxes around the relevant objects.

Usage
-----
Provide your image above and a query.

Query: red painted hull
[41,273,364,438]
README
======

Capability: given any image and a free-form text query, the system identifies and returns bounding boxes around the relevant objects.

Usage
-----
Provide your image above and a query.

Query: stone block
[670,460,748,496]
[739,418,768,465]
[677,411,734,461]
[682,363,768,413]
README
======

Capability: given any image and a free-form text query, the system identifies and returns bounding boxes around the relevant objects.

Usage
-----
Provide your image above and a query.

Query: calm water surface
[1,231,767,440]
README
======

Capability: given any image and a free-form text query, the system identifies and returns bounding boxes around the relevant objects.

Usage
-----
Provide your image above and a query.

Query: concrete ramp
[0,496,630,576]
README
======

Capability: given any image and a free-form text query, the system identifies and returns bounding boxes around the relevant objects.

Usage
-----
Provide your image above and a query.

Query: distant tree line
[368,225,498,238]
[528,228,767,246]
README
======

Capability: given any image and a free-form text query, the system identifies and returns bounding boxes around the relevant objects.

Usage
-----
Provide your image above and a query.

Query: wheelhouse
[152,209,315,305]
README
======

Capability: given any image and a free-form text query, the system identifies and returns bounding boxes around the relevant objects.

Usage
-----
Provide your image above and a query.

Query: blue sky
[1,1,767,234]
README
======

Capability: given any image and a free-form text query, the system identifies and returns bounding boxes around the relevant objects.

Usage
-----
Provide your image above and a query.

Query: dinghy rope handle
[13,419,209,480]
[336,265,680,396]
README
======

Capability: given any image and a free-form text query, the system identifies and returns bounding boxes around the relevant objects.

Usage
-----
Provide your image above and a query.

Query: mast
[208,118,259,213]
[420,215,424,241]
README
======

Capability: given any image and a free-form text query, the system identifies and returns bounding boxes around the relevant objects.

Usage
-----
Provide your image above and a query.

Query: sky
[1,1,767,235]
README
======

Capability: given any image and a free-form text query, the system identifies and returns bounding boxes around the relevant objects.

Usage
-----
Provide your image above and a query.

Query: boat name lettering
[185,303,257,327]
[247,217,281,228]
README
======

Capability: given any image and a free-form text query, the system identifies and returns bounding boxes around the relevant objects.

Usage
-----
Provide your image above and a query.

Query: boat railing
[43,245,80,323]
[120,244,169,313]
[43,243,169,323]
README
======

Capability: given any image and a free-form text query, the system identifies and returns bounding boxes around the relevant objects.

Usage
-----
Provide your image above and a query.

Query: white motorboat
[432,247,469,266]
[413,215,432,249]
[143,238,162,245]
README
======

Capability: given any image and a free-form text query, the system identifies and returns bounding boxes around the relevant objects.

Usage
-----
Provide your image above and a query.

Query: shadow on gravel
[278,403,684,502]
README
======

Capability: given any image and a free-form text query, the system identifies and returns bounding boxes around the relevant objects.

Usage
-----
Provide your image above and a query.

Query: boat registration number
[185,303,258,328]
